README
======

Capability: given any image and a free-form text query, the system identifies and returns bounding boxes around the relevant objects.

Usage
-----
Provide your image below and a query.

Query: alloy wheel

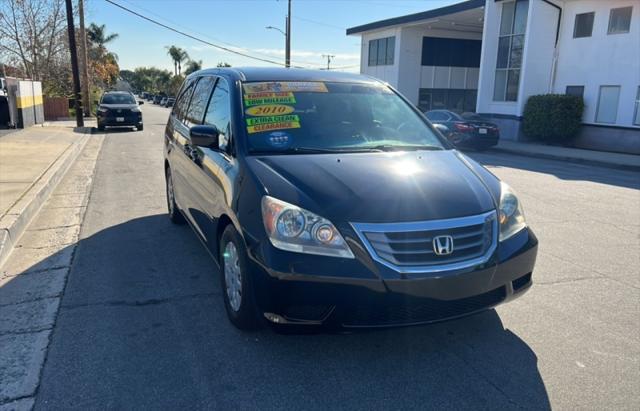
[223,242,242,312]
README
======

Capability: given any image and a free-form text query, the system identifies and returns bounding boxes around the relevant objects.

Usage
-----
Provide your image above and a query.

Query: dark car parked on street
[164,67,537,331]
[425,110,499,150]
[164,97,175,108]
[96,91,143,131]
[153,95,165,104]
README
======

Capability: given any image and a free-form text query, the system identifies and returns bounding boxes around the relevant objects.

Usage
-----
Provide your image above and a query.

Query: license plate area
[478,128,487,134]
[116,117,125,122]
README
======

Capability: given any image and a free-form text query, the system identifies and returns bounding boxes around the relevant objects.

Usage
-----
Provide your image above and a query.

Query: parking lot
[1,104,638,410]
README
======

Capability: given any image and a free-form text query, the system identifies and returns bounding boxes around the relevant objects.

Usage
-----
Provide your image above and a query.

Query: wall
[554,0,639,128]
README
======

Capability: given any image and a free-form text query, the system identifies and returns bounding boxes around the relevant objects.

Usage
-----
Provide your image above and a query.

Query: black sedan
[425,110,499,150]
[96,91,143,131]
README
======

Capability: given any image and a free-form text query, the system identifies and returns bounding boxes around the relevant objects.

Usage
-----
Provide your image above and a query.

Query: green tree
[86,23,119,89]
[184,59,202,75]
[216,62,232,67]
[87,23,119,48]
[166,46,189,75]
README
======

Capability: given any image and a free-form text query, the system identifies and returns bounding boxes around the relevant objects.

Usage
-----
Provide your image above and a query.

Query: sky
[87,0,460,73]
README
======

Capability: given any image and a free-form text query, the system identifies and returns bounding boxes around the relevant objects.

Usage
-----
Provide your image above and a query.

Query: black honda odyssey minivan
[164,67,537,330]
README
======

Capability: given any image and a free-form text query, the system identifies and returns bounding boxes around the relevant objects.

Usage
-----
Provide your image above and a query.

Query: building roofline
[346,0,485,35]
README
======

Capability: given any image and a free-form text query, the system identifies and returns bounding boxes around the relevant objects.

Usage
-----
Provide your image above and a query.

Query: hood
[246,150,497,223]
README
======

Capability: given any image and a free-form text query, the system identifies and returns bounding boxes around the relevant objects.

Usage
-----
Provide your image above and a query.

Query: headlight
[131,107,141,113]
[498,181,527,241]
[97,107,108,113]
[261,196,354,258]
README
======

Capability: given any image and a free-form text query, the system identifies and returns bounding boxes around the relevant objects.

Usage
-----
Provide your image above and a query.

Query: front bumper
[246,227,537,329]
[98,114,142,127]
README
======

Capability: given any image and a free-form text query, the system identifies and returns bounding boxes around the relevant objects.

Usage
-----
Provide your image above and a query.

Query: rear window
[242,81,444,153]
[101,94,136,105]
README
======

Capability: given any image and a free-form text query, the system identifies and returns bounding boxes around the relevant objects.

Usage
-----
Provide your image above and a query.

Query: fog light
[313,223,334,244]
[264,312,286,323]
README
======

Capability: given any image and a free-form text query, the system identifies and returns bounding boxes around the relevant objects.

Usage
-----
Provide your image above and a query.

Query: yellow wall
[15,94,44,109]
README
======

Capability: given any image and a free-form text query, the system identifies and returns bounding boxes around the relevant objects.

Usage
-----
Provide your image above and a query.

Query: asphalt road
[33,104,639,410]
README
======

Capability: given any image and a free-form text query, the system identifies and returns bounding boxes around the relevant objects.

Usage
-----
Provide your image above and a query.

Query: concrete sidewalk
[492,140,640,171]
[0,122,94,266]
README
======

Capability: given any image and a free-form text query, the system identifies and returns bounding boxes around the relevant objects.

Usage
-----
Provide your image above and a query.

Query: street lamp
[265,26,286,36]
[266,0,291,67]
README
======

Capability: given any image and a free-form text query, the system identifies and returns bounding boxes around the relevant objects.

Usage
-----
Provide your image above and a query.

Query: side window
[427,111,448,122]
[185,76,216,126]
[173,77,197,122]
[203,78,232,152]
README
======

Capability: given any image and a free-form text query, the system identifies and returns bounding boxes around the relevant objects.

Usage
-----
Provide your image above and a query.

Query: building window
[634,86,640,126]
[494,0,528,102]
[419,88,477,112]
[608,6,632,34]
[574,12,595,38]
[421,37,482,67]
[566,86,585,98]
[595,86,620,124]
[368,36,395,66]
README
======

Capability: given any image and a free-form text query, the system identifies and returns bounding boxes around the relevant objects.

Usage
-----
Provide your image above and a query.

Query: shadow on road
[4,214,550,409]
[469,151,640,190]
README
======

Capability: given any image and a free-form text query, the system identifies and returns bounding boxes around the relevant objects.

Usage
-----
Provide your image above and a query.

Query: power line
[116,0,324,67]
[104,0,304,67]
[293,15,345,30]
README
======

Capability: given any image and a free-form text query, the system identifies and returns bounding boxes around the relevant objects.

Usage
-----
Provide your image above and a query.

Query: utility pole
[65,0,84,127]
[322,54,335,70]
[285,0,291,68]
[78,0,92,117]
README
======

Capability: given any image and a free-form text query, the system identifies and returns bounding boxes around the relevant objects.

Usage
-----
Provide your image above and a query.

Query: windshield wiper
[251,147,383,155]
[368,144,443,152]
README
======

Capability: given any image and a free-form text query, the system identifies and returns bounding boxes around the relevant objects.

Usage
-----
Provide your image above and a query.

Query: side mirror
[138,100,144,105]
[190,125,219,148]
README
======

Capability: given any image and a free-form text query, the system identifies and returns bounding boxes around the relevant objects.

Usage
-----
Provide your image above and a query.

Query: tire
[137,124,144,131]
[219,225,258,330]
[165,167,185,225]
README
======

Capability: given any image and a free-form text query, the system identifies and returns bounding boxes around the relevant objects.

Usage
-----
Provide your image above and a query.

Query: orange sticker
[246,104,295,117]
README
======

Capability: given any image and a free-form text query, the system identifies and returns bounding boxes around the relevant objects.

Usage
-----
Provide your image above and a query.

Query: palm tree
[184,59,202,75]
[177,49,189,75]
[166,46,189,76]
[87,23,119,48]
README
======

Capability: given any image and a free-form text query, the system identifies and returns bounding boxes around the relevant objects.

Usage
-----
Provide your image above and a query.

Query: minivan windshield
[101,93,136,105]
[242,81,446,153]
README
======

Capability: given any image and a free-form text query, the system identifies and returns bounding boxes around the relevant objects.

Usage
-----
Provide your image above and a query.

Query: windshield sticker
[244,92,296,107]
[243,81,328,94]
[246,114,301,134]
[267,131,292,148]
[245,104,295,117]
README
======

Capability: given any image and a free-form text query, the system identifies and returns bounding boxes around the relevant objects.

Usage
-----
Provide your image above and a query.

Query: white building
[347,0,640,154]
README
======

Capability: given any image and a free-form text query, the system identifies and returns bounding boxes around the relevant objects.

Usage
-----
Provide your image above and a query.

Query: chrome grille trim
[351,210,498,274]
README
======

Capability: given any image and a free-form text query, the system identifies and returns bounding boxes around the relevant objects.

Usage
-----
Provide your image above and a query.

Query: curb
[488,147,640,172]
[0,128,93,267]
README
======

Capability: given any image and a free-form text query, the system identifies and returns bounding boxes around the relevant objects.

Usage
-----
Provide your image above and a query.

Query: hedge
[522,94,584,143]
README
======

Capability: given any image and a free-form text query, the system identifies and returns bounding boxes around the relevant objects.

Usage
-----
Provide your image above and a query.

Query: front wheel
[137,124,144,131]
[219,225,258,330]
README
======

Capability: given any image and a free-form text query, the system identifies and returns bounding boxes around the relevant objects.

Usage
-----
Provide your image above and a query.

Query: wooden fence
[43,97,69,120]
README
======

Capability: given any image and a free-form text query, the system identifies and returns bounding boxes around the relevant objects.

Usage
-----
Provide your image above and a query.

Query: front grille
[106,108,132,116]
[352,211,497,273]
[341,286,506,327]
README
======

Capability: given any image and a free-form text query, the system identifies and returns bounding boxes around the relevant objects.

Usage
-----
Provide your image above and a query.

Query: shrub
[522,94,584,143]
